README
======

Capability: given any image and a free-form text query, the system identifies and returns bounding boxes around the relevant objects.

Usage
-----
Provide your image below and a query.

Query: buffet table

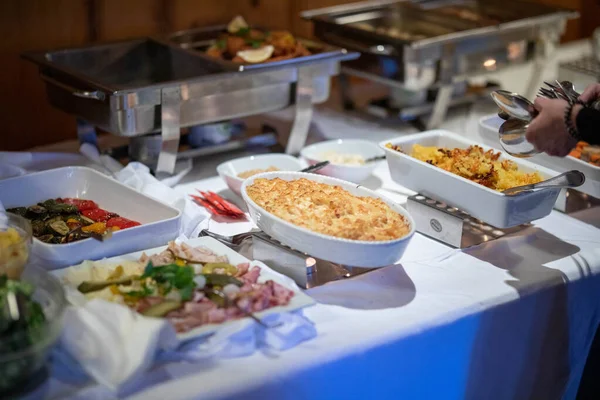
[11,37,598,399]
[41,160,600,400]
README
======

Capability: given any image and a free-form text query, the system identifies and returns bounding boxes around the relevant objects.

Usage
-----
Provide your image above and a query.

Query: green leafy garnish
[234,27,250,37]
[141,263,195,301]
[215,39,226,49]
[123,283,153,298]
[246,39,263,48]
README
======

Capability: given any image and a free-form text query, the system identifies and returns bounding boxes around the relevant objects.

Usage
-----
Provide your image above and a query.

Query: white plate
[300,139,385,184]
[217,154,306,196]
[380,130,561,228]
[0,166,182,269]
[241,171,416,268]
[478,114,600,198]
[53,237,315,341]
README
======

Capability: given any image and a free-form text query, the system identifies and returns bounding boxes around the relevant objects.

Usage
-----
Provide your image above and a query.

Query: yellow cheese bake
[246,178,411,241]
[386,143,542,191]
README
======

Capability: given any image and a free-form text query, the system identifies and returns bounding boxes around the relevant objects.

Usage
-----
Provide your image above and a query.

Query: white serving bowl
[241,171,415,268]
[217,154,305,196]
[300,139,385,183]
[0,166,182,269]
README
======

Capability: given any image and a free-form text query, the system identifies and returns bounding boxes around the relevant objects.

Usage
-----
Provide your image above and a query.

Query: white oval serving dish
[0,166,182,269]
[217,154,305,196]
[241,171,415,268]
[300,139,385,183]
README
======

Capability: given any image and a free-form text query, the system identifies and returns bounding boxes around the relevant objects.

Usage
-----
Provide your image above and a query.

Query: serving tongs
[502,170,585,196]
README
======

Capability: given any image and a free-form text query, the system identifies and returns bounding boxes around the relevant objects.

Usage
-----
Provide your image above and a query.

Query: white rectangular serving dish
[479,114,600,198]
[241,171,416,268]
[380,130,561,228]
[0,166,182,269]
[53,236,316,341]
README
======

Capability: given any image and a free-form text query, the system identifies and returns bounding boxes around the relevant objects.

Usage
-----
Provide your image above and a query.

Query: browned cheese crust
[246,178,411,241]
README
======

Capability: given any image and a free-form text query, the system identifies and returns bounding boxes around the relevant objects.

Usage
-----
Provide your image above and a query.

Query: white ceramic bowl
[380,130,561,228]
[300,139,385,183]
[217,154,305,196]
[0,166,182,269]
[241,171,415,268]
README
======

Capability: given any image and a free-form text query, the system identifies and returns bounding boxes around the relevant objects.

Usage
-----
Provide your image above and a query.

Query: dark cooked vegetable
[49,220,69,236]
[12,198,140,245]
[203,273,242,287]
[141,300,181,317]
[6,207,27,217]
[77,276,133,293]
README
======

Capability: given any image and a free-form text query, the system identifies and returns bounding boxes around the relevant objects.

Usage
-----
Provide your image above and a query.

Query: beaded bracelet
[564,100,585,141]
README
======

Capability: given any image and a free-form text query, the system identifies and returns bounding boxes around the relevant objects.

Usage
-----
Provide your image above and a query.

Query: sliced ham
[167,241,228,263]
[139,251,175,267]
[234,262,250,277]
[240,265,260,284]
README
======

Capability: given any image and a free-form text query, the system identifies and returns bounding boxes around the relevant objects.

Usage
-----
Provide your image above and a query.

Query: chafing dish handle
[40,74,105,101]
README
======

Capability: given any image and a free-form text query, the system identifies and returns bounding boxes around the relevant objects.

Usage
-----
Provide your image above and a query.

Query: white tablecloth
[44,161,600,400]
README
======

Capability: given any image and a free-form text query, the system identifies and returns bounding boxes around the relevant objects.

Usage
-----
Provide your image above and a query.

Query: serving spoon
[491,90,538,121]
[502,170,585,196]
[498,118,538,158]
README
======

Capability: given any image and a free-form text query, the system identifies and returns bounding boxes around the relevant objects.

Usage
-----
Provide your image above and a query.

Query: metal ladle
[503,170,585,196]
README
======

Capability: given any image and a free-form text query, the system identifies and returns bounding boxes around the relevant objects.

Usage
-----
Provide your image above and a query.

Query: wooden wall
[0,0,590,151]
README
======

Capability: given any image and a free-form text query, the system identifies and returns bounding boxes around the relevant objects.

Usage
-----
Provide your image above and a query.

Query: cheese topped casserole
[386,143,543,191]
[246,178,410,241]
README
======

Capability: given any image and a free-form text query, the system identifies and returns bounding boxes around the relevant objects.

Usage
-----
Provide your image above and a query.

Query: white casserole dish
[241,171,416,268]
[380,130,561,228]
[300,139,385,183]
[217,154,305,196]
[478,114,600,198]
[0,166,182,269]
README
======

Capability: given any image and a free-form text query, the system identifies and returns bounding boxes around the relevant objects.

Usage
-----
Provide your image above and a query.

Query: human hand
[579,83,600,104]
[525,97,579,157]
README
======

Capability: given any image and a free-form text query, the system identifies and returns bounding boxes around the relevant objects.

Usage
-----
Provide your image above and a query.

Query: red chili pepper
[82,208,119,222]
[106,217,140,230]
[57,198,99,211]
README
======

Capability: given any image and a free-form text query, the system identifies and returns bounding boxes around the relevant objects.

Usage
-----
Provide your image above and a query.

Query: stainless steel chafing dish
[23,33,357,174]
[303,0,578,128]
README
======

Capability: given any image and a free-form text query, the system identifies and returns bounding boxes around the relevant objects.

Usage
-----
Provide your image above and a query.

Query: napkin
[55,260,317,393]
[0,152,30,180]
[115,162,204,238]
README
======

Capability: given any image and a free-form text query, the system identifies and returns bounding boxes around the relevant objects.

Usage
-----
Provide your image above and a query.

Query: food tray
[240,171,416,268]
[53,236,315,341]
[478,114,600,199]
[380,130,561,228]
[0,167,181,268]
[167,25,357,72]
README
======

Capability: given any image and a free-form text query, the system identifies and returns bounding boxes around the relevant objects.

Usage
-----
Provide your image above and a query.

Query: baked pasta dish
[246,178,410,241]
[385,143,542,191]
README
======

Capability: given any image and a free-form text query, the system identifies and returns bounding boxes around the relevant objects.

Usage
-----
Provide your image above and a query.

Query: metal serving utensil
[300,161,329,174]
[498,118,537,158]
[502,170,585,196]
[491,90,538,121]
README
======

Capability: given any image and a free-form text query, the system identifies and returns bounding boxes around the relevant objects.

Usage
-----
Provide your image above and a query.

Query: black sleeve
[575,107,600,145]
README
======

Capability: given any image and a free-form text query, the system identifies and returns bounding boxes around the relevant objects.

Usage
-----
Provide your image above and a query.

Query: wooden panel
[171,0,292,31]
[98,0,164,40]
[0,0,89,151]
